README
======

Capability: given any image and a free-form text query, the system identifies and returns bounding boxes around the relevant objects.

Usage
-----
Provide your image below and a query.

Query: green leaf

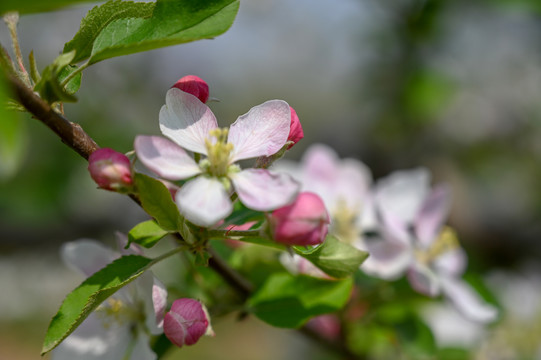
[127,219,169,248]
[248,273,353,328]
[34,51,81,103]
[86,0,240,64]
[134,172,182,231]
[41,254,153,355]
[0,71,26,181]
[224,201,265,226]
[64,0,155,63]
[294,235,369,279]
[0,0,100,15]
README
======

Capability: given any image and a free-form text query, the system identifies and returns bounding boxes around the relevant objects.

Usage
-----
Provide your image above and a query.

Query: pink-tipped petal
[415,185,452,247]
[407,262,441,297]
[159,88,217,155]
[135,135,201,180]
[172,75,209,103]
[229,100,291,162]
[152,278,168,331]
[175,176,232,226]
[231,169,300,211]
[440,276,498,323]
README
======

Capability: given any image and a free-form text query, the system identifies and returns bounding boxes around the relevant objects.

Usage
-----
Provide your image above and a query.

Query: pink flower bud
[164,298,214,348]
[286,106,303,149]
[172,75,209,103]
[268,192,330,246]
[88,148,133,192]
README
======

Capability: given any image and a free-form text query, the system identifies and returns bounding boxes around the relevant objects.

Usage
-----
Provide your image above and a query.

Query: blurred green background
[2,0,541,358]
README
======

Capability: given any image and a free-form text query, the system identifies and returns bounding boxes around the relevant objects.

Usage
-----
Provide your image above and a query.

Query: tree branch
[6,74,99,159]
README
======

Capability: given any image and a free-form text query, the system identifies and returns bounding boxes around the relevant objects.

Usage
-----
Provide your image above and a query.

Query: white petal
[415,185,451,247]
[407,262,441,297]
[159,88,217,155]
[130,331,157,360]
[60,239,116,277]
[175,176,232,226]
[361,236,412,279]
[376,168,430,226]
[440,276,498,323]
[229,100,291,162]
[231,169,300,211]
[336,158,372,211]
[136,272,167,335]
[434,247,467,277]
[52,314,131,360]
[134,136,201,180]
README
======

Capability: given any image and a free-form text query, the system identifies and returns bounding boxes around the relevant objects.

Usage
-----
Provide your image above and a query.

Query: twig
[6,74,99,159]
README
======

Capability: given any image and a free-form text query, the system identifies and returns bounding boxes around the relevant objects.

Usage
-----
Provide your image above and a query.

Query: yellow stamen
[415,226,460,265]
[331,198,360,245]
[204,128,234,177]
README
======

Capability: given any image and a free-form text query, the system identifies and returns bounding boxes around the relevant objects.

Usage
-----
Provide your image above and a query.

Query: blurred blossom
[362,169,497,323]
[135,88,299,226]
[52,238,167,360]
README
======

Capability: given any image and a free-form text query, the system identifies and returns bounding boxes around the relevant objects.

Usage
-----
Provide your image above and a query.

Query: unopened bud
[164,298,214,348]
[172,75,209,103]
[286,106,303,149]
[88,148,133,192]
[268,192,329,246]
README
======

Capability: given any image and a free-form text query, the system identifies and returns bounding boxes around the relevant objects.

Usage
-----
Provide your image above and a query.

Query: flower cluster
[277,144,498,323]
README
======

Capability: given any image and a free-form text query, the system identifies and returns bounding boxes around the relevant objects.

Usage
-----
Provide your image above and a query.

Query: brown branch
[207,246,253,299]
[6,74,99,160]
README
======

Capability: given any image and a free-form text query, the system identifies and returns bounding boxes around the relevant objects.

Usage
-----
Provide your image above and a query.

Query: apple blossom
[52,238,167,360]
[172,75,209,103]
[267,192,330,246]
[163,298,214,348]
[361,169,498,323]
[135,88,300,226]
[88,148,133,192]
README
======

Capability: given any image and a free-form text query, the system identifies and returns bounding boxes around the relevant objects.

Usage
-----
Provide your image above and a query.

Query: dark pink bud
[268,192,330,246]
[88,148,132,192]
[286,106,303,149]
[172,75,209,103]
[164,298,213,348]
[306,314,341,341]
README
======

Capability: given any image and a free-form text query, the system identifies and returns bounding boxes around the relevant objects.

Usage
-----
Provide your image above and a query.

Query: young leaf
[33,51,81,103]
[87,0,240,64]
[41,254,153,355]
[248,273,353,328]
[63,0,155,63]
[294,235,369,279]
[127,219,169,248]
[134,172,182,231]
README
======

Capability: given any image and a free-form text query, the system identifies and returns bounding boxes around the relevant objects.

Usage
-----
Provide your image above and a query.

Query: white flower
[362,169,498,323]
[135,88,300,226]
[52,238,167,360]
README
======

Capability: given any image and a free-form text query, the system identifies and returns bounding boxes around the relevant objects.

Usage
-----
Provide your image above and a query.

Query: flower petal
[136,272,168,335]
[175,176,232,226]
[159,88,217,155]
[376,168,430,226]
[361,236,412,279]
[440,276,498,323]
[135,135,201,180]
[415,185,451,247]
[407,262,441,297]
[60,239,116,277]
[434,247,467,277]
[229,100,291,162]
[231,169,300,211]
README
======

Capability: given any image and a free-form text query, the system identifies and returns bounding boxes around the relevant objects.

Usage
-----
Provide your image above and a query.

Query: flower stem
[206,228,261,239]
